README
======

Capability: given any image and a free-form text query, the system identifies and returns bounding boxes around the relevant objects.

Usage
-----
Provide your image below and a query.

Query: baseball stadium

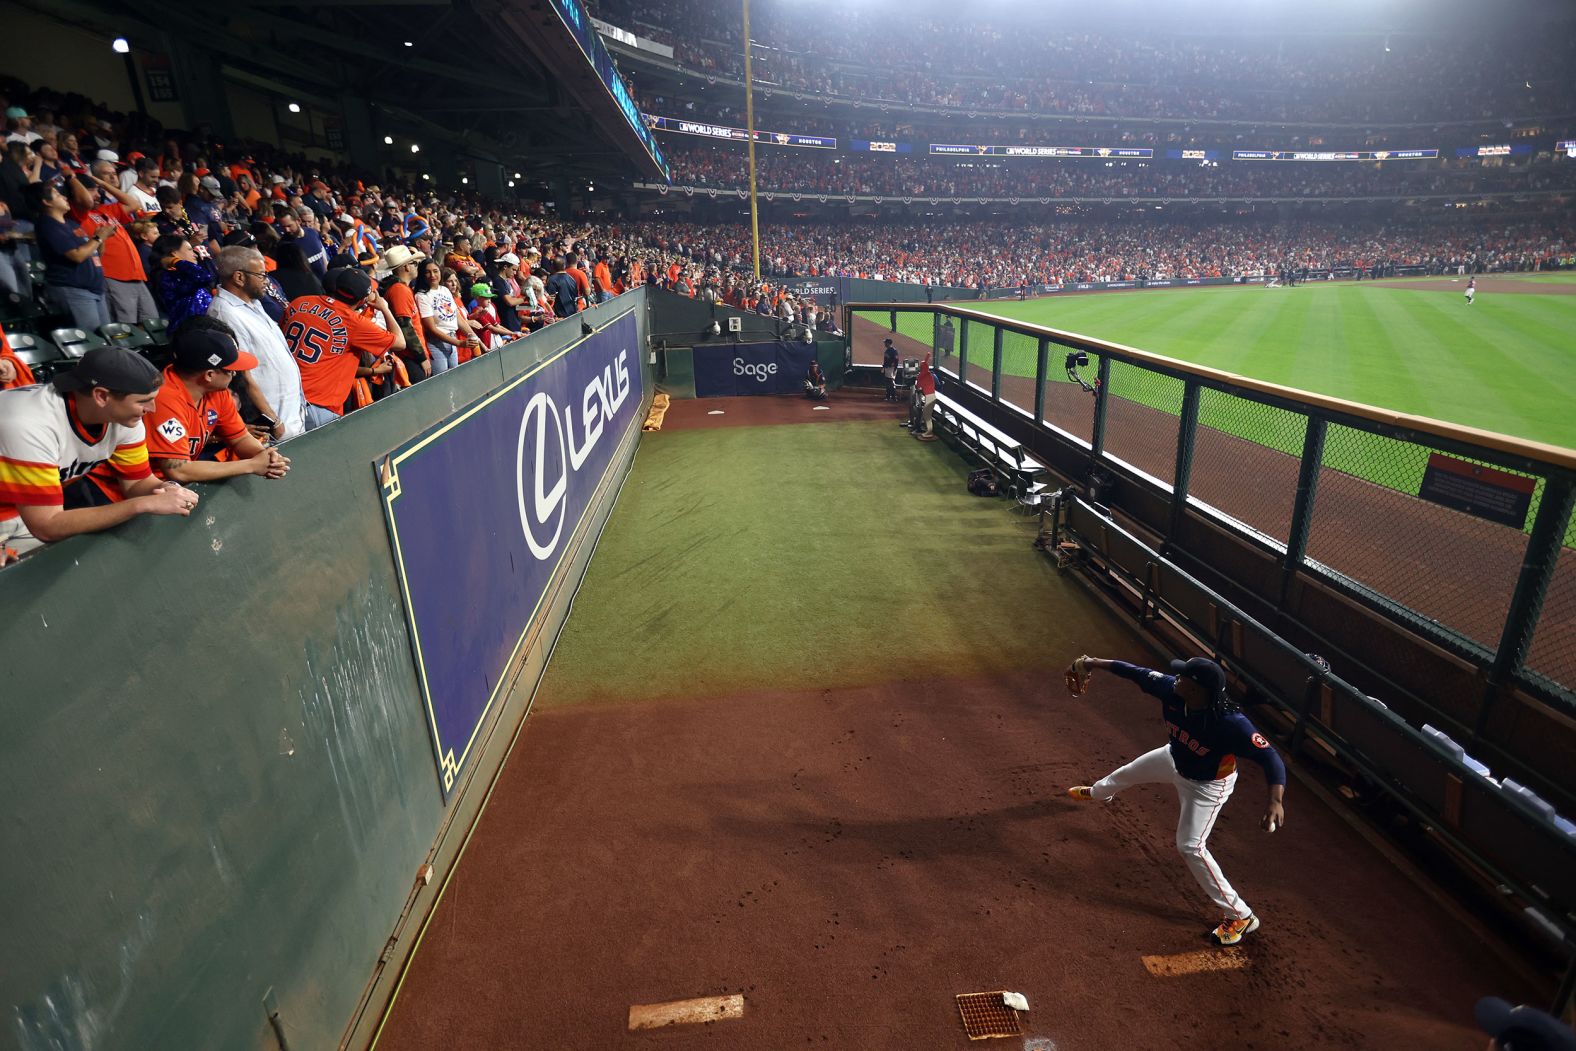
[1,0,1574,1049]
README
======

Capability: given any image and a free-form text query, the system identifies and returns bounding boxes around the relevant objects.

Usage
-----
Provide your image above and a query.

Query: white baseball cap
[497,252,520,266]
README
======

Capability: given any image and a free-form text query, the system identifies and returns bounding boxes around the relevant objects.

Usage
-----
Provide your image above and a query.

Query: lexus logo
[516,390,567,561]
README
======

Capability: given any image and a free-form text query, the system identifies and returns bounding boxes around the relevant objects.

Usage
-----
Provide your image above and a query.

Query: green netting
[999,330,1040,418]
[963,320,995,393]
[1522,505,1576,696]
[1307,424,1542,648]
[1101,362,1185,485]
[1188,390,1308,542]
[1040,341,1099,447]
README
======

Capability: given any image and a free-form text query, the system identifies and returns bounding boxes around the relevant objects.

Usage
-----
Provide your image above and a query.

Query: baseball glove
[1065,655,1092,696]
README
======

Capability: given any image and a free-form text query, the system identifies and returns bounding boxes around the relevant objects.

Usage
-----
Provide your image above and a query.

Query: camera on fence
[1065,350,1098,394]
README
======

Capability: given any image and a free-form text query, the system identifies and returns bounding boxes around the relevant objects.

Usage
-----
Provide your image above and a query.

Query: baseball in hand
[1266,819,1278,833]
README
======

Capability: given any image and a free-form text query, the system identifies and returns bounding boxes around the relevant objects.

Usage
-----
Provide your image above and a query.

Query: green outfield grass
[977,282,1576,450]
[950,281,1575,532]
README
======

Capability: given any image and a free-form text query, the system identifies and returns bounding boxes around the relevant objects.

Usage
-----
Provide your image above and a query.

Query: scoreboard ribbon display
[377,310,645,796]
[930,144,1152,158]
[645,113,836,149]
[1233,149,1438,161]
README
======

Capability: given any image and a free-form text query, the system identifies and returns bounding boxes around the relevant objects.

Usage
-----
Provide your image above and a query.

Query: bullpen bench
[933,389,1047,500]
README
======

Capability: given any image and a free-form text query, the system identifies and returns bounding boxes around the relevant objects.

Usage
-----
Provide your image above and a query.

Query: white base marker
[627,994,745,1031]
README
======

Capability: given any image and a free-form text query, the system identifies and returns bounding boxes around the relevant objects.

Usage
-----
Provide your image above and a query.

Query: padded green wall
[0,291,652,1051]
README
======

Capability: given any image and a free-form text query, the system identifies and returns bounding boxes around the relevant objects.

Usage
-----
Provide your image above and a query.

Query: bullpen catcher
[1063,655,1287,946]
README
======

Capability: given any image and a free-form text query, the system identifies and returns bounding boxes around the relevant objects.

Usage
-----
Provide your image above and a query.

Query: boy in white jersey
[0,348,198,561]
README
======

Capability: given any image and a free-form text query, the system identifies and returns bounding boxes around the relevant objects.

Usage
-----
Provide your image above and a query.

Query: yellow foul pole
[743,0,761,281]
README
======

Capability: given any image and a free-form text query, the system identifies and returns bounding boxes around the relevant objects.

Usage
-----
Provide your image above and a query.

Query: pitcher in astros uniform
[1064,655,1287,946]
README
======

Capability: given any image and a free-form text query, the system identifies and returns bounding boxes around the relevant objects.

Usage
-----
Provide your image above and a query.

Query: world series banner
[693,341,818,397]
[377,310,644,795]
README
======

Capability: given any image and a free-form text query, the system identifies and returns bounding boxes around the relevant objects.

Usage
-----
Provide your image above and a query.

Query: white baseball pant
[1090,745,1251,920]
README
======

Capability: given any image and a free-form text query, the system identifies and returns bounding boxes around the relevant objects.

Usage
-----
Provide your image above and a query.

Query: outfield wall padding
[0,290,653,1051]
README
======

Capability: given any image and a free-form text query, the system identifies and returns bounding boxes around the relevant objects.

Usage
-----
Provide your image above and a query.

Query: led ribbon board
[931,144,1153,158]
[546,0,669,178]
[646,114,836,149]
[1234,149,1438,161]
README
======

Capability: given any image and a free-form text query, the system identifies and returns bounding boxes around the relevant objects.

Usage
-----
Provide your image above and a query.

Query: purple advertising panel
[693,341,818,397]
[377,309,644,795]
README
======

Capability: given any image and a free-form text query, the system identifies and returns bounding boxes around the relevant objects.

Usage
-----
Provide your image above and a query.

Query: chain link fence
[846,305,1575,705]
[894,310,935,356]
[847,308,892,366]
[1305,424,1536,650]
[1188,389,1309,544]
[963,320,996,393]
[1524,506,1576,690]
[1039,344,1100,447]
[998,330,1039,419]
[1100,360,1185,487]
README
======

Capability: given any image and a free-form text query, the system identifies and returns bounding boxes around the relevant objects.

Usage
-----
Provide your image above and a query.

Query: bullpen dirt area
[660,388,902,430]
[375,673,1532,1051]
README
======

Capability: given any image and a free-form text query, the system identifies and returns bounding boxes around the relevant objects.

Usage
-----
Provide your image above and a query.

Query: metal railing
[846,301,1576,717]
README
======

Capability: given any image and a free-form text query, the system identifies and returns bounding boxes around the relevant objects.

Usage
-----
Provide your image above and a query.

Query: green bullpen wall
[646,288,846,399]
[0,290,654,1051]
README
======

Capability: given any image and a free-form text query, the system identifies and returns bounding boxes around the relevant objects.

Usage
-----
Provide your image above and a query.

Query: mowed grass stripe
[976,284,1576,449]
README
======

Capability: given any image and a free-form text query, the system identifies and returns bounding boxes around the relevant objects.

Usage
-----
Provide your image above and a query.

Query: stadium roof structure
[14,0,665,186]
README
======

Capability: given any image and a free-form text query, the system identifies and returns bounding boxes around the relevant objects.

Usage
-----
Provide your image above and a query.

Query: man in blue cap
[1063,653,1287,945]
[1476,997,1576,1051]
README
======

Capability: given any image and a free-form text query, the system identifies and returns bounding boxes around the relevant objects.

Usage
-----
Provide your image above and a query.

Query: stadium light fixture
[410,144,420,153]
[421,173,430,181]
[403,40,414,47]
[287,102,301,114]
[461,176,468,184]
[383,135,394,145]
[508,180,516,187]
[111,37,130,54]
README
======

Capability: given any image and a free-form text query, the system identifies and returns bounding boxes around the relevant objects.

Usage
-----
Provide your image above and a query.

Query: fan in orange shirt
[0,322,35,389]
[282,267,403,430]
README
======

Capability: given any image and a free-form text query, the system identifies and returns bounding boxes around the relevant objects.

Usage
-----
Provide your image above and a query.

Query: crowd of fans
[659,143,1576,199]
[0,71,1572,563]
[0,78,746,564]
[596,0,1575,125]
[626,216,1576,289]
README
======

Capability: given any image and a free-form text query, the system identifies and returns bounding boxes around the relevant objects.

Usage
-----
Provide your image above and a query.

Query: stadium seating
[49,328,109,360]
[99,323,153,352]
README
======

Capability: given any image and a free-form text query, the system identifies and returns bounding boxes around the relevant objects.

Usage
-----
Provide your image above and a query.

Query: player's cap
[497,252,520,267]
[883,337,894,345]
[53,347,162,395]
[1169,657,1227,697]
[470,282,495,299]
[1475,997,1576,1051]
[324,266,373,303]
[171,324,258,373]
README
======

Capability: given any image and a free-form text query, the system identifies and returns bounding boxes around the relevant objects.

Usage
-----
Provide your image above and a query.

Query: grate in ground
[955,991,1023,1040]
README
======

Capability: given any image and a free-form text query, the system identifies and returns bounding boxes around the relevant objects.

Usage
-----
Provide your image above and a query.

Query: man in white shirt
[207,245,307,439]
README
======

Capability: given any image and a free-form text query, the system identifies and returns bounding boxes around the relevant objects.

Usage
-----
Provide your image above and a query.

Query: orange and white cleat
[1211,914,1260,946]
[1067,786,1093,801]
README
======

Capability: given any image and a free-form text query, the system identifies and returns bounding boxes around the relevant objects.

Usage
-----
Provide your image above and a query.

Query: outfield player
[1465,277,1476,306]
[1064,655,1286,946]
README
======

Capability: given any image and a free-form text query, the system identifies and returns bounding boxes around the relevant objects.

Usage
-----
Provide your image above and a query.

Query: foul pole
[743,0,761,281]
